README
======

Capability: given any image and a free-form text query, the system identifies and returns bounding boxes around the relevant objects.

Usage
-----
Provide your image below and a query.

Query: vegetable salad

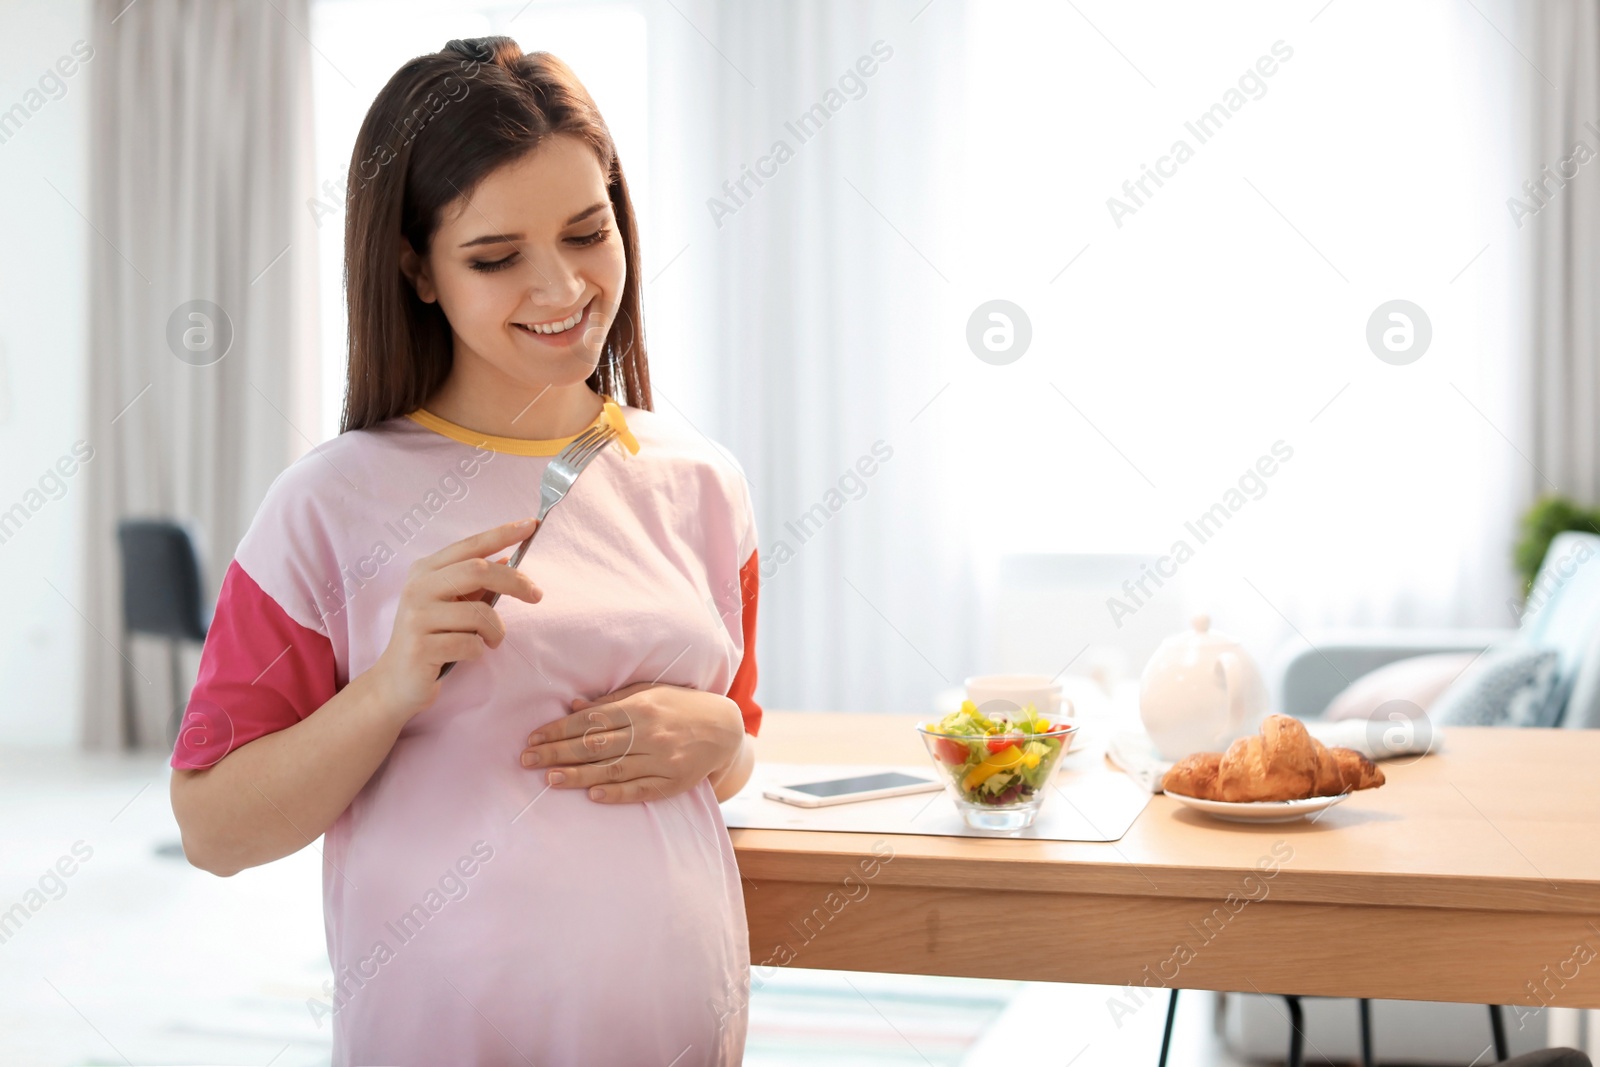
[925,700,1071,807]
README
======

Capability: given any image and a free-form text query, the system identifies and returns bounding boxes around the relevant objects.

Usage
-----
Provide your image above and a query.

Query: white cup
[963,673,1071,721]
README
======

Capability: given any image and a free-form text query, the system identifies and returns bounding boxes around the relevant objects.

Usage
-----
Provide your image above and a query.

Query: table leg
[1490,1003,1509,1061]
[1156,988,1178,1067]
[1359,998,1374,1067]
[1284,995,1306,1067]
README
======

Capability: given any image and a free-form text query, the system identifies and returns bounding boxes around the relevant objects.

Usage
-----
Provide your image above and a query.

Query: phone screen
[784,771,934,798]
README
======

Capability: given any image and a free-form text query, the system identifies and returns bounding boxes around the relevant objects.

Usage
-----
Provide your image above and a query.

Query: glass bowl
[916,718,1078,831]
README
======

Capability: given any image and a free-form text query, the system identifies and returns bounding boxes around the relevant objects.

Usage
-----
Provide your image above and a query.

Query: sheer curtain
[82,0,320,751]
[644,0,980,713]
[1530,0,1600,504]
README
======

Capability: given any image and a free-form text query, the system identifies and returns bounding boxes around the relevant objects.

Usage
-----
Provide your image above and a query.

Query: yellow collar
[405,398,639,457]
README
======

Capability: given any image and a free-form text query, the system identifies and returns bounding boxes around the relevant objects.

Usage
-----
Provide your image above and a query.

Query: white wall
[0,0,94,747]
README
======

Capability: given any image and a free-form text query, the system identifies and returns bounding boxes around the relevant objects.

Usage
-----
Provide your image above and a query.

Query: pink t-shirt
[171,400,761,1066]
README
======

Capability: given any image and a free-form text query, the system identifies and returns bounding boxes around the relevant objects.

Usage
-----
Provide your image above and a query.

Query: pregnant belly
[322,739,751,1066]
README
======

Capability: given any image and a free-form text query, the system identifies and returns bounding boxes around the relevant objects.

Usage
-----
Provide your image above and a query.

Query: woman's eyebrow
[457,202,611,249]
[564,202,610,225]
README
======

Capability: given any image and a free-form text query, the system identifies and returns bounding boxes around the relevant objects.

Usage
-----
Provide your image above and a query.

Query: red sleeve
[726,548,762,737]
[170,559,339,770]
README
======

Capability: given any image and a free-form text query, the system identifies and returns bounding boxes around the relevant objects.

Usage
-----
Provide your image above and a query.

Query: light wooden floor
[0,746,1244,1066]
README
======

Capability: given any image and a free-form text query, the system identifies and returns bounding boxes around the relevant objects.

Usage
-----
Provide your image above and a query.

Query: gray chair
[116,519,213,750]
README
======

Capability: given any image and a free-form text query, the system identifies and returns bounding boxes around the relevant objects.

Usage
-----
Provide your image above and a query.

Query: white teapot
[1138,614,1269,760]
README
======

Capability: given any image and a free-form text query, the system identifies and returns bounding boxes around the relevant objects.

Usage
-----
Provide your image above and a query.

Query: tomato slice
[933,736,969,764]
[985,734,1023,754]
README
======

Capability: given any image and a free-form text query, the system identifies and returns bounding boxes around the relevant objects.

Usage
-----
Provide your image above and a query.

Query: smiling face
[400,133,626,401]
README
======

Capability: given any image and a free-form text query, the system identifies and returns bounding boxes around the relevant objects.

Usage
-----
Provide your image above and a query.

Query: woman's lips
[513,298,595,345]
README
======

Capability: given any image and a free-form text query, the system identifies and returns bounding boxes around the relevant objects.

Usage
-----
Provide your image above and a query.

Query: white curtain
[81,0,319,751]
[642,0,981,713]
[1530,0,1600,503]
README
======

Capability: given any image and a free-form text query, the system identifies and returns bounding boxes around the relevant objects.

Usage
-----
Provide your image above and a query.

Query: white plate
[1163,790,1350,823]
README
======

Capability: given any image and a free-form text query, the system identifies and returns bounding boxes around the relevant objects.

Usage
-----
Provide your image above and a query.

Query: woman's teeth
[518,303,587,335]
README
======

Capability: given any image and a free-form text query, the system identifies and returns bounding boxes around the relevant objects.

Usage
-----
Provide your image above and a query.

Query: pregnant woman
[169,38,760,1066]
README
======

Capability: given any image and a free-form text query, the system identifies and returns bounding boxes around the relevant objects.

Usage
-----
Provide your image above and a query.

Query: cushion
[1430,645,1561,727]
[1324,652,1481,722]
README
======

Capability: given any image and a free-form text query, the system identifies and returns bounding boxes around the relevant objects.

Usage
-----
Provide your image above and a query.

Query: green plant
[1515,496,1600,594]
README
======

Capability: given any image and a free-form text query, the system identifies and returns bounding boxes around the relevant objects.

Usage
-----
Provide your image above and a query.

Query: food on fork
[601,399,640,454]
[1161,714,1385,802]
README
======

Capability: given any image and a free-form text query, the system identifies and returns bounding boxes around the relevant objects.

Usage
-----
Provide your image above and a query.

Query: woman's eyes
[470,254,518,273]
[468,228,612,273]
[569,227,612,248]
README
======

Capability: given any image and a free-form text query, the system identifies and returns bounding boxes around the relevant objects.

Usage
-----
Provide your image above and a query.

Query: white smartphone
[763,770,943,808]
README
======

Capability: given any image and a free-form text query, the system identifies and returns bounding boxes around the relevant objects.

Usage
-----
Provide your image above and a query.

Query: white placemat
[719,747,1152,842]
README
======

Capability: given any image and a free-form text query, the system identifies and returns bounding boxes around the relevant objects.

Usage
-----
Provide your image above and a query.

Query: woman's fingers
[526,702,638,748]
[570,681,653,709]
[531,697,650,745]
[421,631,488,666]
[373,520,545,719]
[422,518,538,571]
[538,754,674,802]
[424,600,507,648]
[584,776,675,804]
[522,726,632,768]
[429,555,542,605]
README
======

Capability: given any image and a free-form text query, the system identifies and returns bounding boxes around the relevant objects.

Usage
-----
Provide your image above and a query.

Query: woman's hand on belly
[520,682,747,804]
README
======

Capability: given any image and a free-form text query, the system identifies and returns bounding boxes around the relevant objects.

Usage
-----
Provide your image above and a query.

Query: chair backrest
[1518,530,1600,727]
[1563,625,1600,730]
[116,519,210,642]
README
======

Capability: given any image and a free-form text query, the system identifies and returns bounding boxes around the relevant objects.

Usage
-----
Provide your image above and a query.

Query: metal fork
[437,420,619,678]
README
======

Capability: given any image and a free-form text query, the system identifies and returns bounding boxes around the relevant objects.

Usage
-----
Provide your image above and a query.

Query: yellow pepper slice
[961,744,1030,791]
[601,399,640,456]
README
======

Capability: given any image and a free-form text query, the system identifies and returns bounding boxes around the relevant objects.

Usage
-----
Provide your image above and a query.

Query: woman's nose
[520,249,582,299]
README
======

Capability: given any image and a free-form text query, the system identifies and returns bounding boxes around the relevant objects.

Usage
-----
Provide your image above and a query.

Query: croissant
[1161,751,1221,800]
[1328,744,1385,792]
[1216,714,1319,801]
[1161,714,1386,802]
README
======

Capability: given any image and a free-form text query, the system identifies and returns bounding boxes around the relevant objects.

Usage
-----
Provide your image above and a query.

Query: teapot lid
[1158,612,1236,650]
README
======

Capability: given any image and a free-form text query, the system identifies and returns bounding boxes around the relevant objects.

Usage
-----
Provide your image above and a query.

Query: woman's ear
[398,238,437,303]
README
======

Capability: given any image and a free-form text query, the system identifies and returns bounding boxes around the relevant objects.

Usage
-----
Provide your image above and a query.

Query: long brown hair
[340,36,651,433]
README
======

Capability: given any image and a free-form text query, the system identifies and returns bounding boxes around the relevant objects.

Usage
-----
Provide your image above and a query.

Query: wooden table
[731,711,1600,1011]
